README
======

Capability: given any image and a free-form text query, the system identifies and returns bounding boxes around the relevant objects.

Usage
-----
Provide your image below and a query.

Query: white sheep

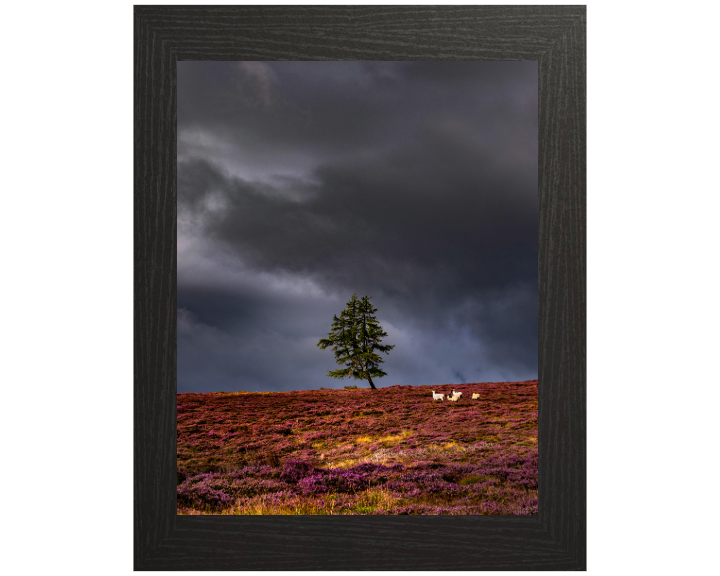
[471,393,481,400]
[432,391,445,401]
[451,389,463,399]
[448,394,459,402]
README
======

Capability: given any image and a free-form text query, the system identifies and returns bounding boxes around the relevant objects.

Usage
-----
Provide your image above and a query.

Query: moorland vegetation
[177,380,538,515]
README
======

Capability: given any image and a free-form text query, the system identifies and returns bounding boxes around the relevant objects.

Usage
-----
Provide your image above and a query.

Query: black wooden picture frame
[135,5,586,570]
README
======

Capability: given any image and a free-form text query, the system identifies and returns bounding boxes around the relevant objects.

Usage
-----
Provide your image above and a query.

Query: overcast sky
[177,61,538,393]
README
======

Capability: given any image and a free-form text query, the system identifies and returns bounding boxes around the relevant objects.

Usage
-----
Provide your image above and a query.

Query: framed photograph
[135,5,585,570]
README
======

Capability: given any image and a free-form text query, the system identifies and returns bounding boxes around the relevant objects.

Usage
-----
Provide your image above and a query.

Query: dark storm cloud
[177,61,537,392]
[178,61,536,174]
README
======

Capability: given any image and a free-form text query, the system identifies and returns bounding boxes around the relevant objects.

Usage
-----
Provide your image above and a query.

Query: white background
[1,1,717,574]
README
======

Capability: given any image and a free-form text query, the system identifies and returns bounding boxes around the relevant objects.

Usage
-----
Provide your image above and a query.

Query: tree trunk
[366,375,377,390]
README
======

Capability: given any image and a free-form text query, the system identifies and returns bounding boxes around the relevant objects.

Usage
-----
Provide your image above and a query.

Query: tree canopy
[317,294,394,390]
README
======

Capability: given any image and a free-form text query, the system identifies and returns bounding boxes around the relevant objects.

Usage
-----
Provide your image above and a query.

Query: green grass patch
[458,474,494,486]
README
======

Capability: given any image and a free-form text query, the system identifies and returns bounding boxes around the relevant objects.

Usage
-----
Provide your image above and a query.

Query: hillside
[177,380,538,515]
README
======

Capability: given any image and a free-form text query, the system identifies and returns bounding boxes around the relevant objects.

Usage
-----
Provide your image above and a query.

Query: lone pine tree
[317,294,394,390]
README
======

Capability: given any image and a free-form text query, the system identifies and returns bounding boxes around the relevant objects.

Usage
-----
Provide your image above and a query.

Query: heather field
[177,380,537,515]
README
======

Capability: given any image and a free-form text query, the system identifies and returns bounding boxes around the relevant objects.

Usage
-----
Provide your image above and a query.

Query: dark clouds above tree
[177,61,538,392]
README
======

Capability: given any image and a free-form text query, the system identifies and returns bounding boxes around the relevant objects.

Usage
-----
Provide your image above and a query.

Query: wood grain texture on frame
[134,5,586,570]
